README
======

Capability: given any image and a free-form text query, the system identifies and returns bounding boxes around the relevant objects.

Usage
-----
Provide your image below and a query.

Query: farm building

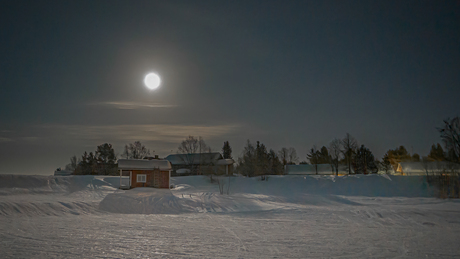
[396,161,460,176]
[54,169,73,176]
[164,152,234,176]
[118,159,172,189]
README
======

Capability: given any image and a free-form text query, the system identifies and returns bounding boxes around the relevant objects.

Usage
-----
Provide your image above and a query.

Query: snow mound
[0,175,118,216]
[100,174,432,215]
[172,174,434,198]
[99,188,196,214]
[0,200,101,216]
[0,175,116,195]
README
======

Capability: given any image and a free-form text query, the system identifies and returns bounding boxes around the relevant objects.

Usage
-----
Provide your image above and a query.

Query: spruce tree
[381,152,393,174]
[96,143,117,175]
[255,141,269,178]
[428,143,445,161]
[353,145,378,174]
[76,152,89,175]
[237,140,256,177]
[236,140,278,178]
[222,141,232,159]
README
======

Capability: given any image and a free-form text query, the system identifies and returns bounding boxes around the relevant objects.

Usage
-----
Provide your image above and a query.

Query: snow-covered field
[1,174,460,258]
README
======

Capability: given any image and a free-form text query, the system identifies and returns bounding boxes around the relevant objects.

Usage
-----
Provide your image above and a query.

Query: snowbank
[99,188,195,214]
[0,174,118,195]
[172,174,433,198]
[0,174,436,216]
[0,175,118,216]
[1,174,459,258]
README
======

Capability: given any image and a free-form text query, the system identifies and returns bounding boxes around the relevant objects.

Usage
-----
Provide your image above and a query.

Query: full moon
[144,73,161,90]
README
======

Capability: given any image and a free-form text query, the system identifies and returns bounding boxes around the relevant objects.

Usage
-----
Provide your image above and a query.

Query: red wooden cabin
[118,159,172,189]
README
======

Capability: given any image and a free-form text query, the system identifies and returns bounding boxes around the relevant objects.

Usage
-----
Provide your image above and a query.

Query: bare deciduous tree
[288,147,299,165]
[123,141,151,159]
[328,139,342,175]
[178,136,208,154]
[278,147,289,166]
[341,133,358,174]
[278,147,298,165]
[65,155,78,172]
[438,117,460,163]
[177,136,209,174]
[215,176,227,195]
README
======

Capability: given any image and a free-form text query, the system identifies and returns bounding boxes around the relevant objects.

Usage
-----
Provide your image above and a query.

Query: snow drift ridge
[0,174,436,216]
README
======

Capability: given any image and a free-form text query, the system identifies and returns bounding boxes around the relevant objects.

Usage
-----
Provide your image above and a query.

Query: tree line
[65,141,153,175]
[235,117,460,177]
[63,117,460,177]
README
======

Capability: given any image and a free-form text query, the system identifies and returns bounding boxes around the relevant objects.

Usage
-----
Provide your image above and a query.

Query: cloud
[0,136,41,143]
[0,137,13,143]
[38,124,240,144]
[89,101,177,110]
[22,137,40,142]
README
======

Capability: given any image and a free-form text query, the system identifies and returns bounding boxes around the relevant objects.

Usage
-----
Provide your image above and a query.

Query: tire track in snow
[207,214,247,255]
[221,224,247,252]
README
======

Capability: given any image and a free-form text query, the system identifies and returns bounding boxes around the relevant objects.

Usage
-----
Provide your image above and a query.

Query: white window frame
[137,174,146,183]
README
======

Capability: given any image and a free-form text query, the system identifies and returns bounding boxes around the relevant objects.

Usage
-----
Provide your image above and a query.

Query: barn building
[118,159,172,189]
[164,152,234,176]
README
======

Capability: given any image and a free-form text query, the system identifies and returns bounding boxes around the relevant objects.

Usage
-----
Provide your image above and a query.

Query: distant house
[164,152,234,176]
[118,159,172,189]
[396,161,460,176]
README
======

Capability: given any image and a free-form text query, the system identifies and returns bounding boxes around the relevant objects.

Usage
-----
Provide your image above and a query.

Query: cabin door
[150,169,160,187]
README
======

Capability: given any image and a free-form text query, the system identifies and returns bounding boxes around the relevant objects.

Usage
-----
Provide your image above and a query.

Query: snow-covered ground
[1,174,460,258]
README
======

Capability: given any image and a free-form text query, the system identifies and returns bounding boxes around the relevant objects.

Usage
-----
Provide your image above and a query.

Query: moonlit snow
[1,174,460,258]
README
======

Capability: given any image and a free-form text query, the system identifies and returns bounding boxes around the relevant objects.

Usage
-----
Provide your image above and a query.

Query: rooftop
[118,159,172,171]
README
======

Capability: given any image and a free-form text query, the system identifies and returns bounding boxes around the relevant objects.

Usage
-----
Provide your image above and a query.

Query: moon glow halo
[144,73,161,90]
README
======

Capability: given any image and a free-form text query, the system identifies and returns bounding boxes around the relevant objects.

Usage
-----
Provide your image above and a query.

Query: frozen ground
[1,174,460,258]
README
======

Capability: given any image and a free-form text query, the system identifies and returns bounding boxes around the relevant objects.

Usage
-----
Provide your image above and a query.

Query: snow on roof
[216,158,234,165]
[164,153,224,165]
[118,159,172,170]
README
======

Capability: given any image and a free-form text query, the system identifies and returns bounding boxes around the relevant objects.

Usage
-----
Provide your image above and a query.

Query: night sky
[1,0,459,175]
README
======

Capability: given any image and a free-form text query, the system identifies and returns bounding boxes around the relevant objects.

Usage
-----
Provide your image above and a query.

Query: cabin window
[137,174,146,183]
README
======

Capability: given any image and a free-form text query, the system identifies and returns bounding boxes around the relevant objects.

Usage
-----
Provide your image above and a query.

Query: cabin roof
[118,159,172,170]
